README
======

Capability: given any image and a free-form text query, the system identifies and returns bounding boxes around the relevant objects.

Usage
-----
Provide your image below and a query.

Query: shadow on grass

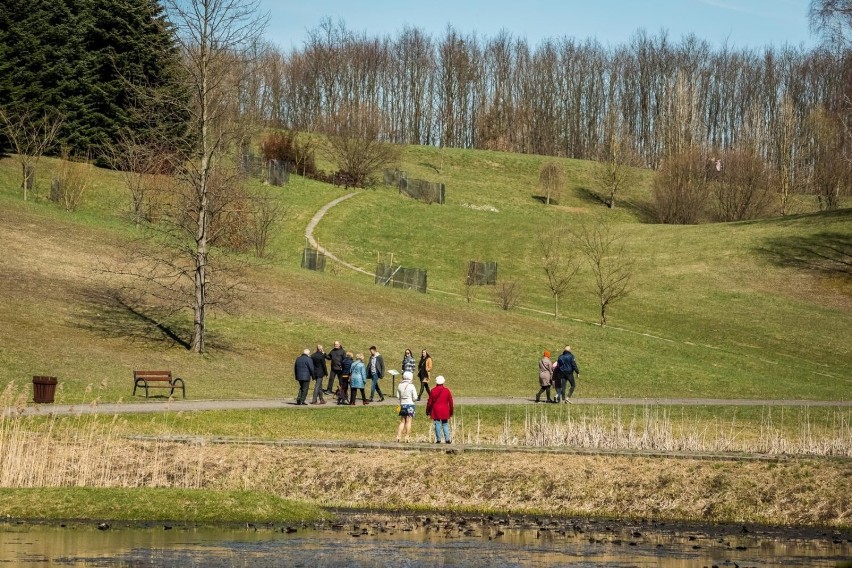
[531,194,560,206]
[759,232,852,278]
[78,289,192,350]
[574,186,657,222]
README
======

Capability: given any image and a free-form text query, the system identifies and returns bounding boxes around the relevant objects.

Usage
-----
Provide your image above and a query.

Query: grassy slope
[0,147,850,404]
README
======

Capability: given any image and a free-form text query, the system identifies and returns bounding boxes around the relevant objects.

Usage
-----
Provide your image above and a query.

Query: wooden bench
[132,370,186,398]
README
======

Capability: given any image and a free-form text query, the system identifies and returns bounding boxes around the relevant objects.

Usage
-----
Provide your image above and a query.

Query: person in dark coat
[294,349,315,405]
[325,341,346,395]
[417,349,432,400]
[310,344,328,404]
[337,351,354,404]
[426,375,454,443]
[556,345,580,403]
[367,345,385,402]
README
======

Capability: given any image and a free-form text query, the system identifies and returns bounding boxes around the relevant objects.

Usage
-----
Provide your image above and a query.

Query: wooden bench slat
[132,370,186,399]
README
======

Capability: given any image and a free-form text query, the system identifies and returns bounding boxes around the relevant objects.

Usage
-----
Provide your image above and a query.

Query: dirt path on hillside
[15,395,852,417]
[303,195,849,385]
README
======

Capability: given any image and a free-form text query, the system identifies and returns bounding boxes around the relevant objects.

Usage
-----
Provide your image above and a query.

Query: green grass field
[1,144,850,405]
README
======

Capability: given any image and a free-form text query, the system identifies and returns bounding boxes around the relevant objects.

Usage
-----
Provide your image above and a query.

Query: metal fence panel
[375,263,427,293]
[301,248,326,271]
[467,261,497,285]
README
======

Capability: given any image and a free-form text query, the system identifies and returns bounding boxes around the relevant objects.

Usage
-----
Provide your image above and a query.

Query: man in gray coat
[294,348,314,405]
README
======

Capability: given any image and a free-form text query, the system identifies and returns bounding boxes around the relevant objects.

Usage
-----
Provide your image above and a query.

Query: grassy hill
[1,145,850,404]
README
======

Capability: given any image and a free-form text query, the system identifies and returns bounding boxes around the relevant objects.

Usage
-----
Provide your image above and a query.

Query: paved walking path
[14,396,851,417]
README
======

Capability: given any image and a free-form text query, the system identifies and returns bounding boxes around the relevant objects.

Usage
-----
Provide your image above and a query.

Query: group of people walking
[293,342,386,406]
[293,343,454,443]
[536,345,580,403]
[295,341,581,441]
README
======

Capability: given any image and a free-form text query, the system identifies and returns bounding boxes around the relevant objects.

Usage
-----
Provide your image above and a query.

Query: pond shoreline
[4,509,850,545]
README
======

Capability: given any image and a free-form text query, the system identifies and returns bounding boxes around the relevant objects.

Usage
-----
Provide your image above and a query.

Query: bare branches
[0,108,64,201]
[494,280,521,311]
[538,161,564,206]
[809,0,852,46]
[321,103,402,187]
[573,217,634,326]
[538,230,580,318]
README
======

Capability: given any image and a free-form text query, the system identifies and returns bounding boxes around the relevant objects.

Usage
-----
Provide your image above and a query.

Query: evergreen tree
[0,0,186,158]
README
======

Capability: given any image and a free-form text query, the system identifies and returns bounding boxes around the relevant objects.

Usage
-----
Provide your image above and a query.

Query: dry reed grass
[495,406,852,457]
[2,383,851,526]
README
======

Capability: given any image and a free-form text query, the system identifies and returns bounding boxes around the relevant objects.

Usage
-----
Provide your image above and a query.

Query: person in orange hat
[536,350,554,403]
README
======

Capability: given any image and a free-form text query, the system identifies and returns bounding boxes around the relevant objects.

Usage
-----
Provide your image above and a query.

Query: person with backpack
[557,345,580,403]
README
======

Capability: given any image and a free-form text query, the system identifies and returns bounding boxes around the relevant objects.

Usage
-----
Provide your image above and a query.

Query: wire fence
[375,263,427,293]
[467,261,498,285]
[301,247,326,272]
[241,154,291,186]
[385,169,445,205]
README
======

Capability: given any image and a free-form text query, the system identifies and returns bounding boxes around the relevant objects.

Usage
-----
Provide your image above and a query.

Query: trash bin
[32,376,57,403]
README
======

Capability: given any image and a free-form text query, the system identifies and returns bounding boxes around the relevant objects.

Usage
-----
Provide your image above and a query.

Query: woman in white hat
[426,375,454,444]
[396,370,418,442]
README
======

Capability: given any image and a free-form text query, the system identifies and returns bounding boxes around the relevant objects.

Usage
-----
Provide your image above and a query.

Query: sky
[259,0,819,52]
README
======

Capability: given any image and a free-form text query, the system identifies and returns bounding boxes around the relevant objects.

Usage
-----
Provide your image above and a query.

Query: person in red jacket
[426,375,454,444]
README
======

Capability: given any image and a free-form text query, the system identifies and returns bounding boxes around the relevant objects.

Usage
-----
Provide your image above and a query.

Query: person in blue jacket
[348,353,369,405]
[556,345,580,403]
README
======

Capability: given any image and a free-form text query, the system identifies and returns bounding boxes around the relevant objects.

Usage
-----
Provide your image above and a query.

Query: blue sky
[259,0,817,51]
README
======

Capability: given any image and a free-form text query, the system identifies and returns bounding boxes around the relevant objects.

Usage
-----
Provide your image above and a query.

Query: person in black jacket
[294,349,314,405]
[310,344,328,404]
[325,341,346,395]
[367,345,385,402]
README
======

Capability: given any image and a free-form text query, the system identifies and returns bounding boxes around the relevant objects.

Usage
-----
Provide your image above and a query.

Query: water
[1,519,849,567]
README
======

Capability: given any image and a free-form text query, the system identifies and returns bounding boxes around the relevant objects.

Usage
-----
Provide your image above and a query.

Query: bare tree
[538,231,580,318]
[804,107,851,211]
[322,103,401,187]
[810,0,852,46]
[243,190,285,259]
[652,147,711,224]
[0,108,63,201]
[494,280,521,311]
[50,148,93,212]
[538,160,564,205]
[594,117,641,208]
[161,0,268,353]
[107,131,177,226]
[573,217,634,326]
[712,147,774,221]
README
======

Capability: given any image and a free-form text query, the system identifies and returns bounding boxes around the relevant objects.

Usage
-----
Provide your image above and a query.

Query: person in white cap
[396,371,418,442]
[426,375,454,444]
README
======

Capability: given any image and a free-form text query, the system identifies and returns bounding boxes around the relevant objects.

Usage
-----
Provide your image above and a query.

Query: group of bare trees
[220,22,848,200]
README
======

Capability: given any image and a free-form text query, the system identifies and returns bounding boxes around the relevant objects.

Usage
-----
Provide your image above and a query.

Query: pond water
[1,517,849,567]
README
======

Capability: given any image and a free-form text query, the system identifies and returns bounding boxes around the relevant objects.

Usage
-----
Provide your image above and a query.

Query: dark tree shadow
[574,186,657,222]
[532,194,560,205]
[758,232,852,278]
[77,288,192,349]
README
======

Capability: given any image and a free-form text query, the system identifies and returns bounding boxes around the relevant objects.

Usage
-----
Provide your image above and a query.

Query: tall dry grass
[504,406,852,456]
[2,382,851,492]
